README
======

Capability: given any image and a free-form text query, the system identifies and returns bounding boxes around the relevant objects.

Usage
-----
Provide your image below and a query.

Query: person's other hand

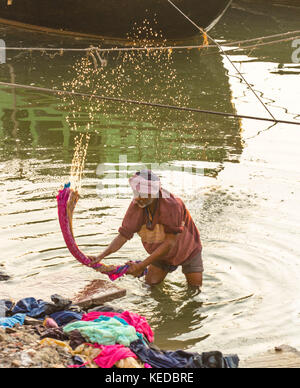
[126,261,146,277]
[87,255,102,267]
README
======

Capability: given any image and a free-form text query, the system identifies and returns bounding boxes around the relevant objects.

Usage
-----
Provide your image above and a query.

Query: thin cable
[2,30,300,54]
[217,36,300,53]
[167,0,277,122]
[0,81,299,126]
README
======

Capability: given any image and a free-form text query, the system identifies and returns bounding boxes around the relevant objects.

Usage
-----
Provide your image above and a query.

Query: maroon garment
[118,189,202,266]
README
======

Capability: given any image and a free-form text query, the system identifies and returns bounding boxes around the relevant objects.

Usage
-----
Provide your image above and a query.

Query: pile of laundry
[0,295,239,368]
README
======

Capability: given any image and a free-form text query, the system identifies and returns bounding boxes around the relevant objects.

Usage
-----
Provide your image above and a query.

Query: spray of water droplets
[60,19,210,185]
[69,133,90,192]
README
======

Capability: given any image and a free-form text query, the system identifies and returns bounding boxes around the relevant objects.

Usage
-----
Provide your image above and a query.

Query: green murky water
[0,1,300,358]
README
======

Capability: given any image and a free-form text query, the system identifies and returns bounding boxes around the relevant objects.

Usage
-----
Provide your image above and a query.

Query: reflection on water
[0,2,300,359]
[0,47,243,164]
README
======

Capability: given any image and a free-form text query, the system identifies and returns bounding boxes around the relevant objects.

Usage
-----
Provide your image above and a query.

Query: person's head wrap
[129,170,161,198]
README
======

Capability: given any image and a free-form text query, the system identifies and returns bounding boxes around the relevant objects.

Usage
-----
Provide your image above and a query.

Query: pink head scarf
[129,170,161,198]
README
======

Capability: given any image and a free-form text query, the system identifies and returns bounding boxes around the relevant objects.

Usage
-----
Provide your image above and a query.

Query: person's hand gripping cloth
[57,183,146,281]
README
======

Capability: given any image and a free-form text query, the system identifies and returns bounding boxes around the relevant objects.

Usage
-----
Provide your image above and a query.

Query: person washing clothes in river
[89,170,203,287]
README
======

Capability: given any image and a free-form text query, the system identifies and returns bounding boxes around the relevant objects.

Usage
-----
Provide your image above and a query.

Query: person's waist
[159,245,202,265]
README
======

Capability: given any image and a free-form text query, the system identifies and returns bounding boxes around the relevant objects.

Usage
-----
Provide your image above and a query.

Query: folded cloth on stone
[63,317,139,346]
[12,298,49,319]
[0,313,26,328]
[11,296,83,321]
[82,310,154,343]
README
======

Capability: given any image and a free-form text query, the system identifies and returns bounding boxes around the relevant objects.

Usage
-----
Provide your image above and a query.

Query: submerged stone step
[73,279,126,310]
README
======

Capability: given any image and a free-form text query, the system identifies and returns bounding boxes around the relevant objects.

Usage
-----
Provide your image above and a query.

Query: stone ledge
[73,279,127,310]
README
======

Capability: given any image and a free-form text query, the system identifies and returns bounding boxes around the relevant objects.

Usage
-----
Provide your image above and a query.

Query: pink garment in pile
[91,344,138,368]
[82,311,154,343]
[68,344,152,369]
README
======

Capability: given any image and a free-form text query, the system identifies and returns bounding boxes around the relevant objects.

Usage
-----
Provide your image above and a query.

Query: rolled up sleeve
[118,225,135,240]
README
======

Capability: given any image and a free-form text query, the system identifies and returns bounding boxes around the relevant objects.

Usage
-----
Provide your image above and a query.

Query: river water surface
[0,2,300,359]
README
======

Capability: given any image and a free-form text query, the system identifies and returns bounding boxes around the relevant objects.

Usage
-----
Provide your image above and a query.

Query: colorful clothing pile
[63,317,139,347]
[61,308,154,368]
[82,310,154,343]
[1,295,239,368]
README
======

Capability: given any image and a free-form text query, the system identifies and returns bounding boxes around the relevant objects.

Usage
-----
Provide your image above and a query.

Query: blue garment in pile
[50,311,82,326]
[11,297,82,325]
[129,339,240,368]
[0,313,26,328]
[12,298,48,319]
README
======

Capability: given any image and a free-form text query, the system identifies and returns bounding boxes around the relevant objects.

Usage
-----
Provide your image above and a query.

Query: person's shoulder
[124,198,140,215]
[160,189,185,211]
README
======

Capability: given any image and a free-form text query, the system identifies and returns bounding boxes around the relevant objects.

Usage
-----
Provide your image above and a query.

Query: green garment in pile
[63,317,139,346]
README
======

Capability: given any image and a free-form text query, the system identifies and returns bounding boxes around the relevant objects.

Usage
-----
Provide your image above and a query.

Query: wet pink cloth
[82,311,154,343]
[57,186,100,268]
[91,344,138,368]
[57,186,135,281]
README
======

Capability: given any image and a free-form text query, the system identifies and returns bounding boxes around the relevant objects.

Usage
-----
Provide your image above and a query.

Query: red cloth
[82,311,154,343]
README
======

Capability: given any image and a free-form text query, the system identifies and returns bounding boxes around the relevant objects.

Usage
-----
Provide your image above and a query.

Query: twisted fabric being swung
[57,183,145,281]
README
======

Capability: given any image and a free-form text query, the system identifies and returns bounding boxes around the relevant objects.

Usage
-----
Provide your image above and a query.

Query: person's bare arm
[88,233,128,265]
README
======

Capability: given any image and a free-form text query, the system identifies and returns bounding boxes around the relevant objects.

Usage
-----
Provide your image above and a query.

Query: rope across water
[2,30,299,54]
[0,81,299,126]
[167,0,277,122]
